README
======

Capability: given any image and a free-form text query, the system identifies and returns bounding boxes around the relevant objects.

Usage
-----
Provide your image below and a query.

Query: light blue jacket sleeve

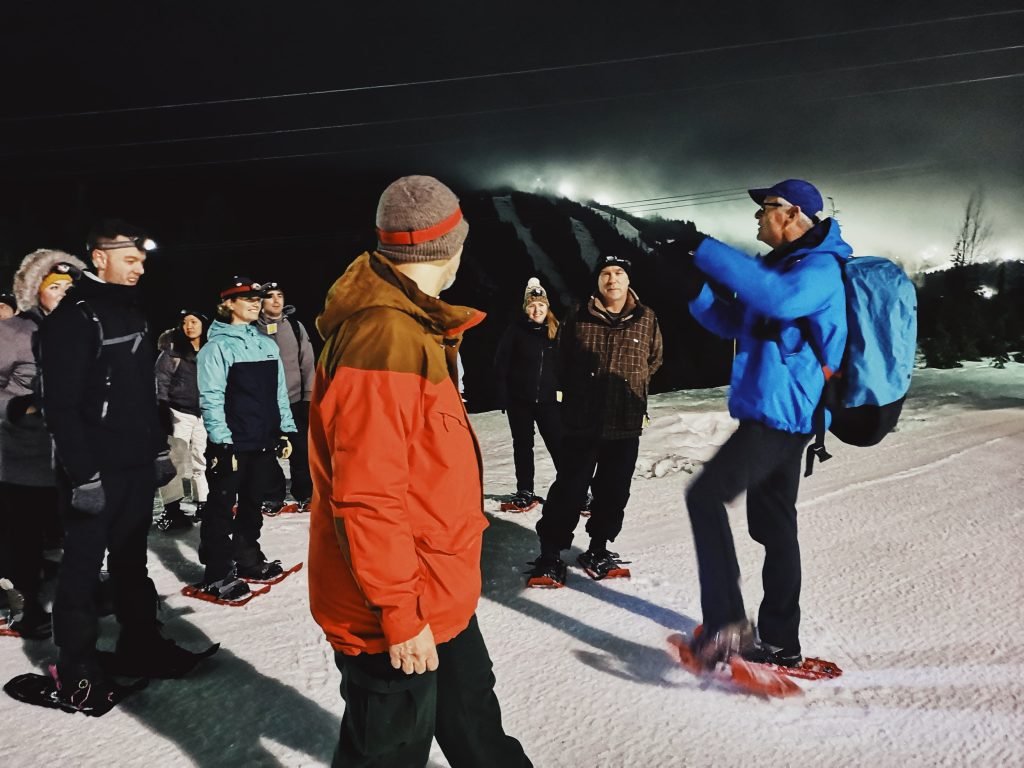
[198,342,233,445]
[694,237,841,320]
[276,357,297,433]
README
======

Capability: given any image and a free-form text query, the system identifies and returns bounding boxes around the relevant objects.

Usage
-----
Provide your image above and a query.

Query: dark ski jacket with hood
[38,272,166,485]
[493,317,560,408]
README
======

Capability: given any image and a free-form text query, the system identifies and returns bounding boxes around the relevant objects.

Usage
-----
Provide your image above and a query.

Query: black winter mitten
[154,450,177,487]
[206,443,236,480]
[72,475,106,515]
[6,394,36,424]
[157,401,174,435]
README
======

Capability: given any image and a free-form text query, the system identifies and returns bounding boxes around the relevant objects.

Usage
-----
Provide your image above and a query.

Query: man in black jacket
[37,220,213,715]
[528,256,663,587]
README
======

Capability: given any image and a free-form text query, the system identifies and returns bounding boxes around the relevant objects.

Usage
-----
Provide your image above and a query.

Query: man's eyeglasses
[755,202,786,217]
[94,236,158,252]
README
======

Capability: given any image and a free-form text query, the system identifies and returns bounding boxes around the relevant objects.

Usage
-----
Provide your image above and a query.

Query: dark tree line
[917,260,1024,369]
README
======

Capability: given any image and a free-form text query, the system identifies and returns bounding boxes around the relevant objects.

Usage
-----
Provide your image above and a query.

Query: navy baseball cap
[748,179,824,219]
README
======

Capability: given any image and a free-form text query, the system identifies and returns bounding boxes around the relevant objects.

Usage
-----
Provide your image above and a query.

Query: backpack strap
[799,317,834,477]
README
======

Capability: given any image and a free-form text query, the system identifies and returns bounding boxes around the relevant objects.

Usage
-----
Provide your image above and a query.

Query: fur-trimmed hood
[13,249,88,313]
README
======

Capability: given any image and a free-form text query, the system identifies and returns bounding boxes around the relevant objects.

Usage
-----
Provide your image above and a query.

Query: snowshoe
[741,642,803,668]
[740,641,842,680]
[181,571,260,606]
[238,560,303,585]
[500,490,541,513]
[261,500,299,517]
[525,555,567,588]
[667,631,802,698]
[576,549,631,580]
[4,663,148,716]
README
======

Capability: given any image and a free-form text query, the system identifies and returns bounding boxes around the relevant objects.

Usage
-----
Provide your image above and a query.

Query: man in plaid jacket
[528,255,662,587]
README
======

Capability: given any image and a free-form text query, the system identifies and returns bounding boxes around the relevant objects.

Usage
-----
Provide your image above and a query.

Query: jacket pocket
[438,411,469,433]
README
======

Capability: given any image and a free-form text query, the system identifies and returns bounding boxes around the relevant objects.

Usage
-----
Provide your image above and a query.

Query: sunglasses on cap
[93,235,158,253]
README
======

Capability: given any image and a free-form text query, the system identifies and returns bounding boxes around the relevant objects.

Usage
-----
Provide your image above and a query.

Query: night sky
[2,2,1022,279]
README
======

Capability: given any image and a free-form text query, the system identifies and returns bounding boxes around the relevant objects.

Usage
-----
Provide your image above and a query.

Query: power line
[8,45,1021,158]
[610,165,939,213]
[1,10,1019,124]
[14,67,1020,178]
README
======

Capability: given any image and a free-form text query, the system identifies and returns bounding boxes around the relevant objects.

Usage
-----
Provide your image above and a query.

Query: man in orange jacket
[307,175,531,767]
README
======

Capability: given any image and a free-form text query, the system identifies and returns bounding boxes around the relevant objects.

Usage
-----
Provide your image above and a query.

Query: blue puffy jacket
[198,320,297,450]
[690,219,850,434]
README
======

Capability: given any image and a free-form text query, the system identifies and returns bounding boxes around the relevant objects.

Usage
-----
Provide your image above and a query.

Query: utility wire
[11,68,1020,177]
[618,167,940,215]
[7,45,1021,158]
[612,164,935,208]
[1,10,1019,124]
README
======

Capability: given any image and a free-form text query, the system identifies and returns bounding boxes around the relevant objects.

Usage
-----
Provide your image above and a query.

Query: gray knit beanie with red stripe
[375,175,470,263]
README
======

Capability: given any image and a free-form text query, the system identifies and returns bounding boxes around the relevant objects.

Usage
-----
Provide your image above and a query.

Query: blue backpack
[803,256,918,476]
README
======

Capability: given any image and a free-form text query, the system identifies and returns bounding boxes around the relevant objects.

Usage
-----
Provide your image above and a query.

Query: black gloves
[157,401,174,435]
[6,394,37,424]
[72,474,106,515]
[206,443,236,481]
[656,231,710,301]
[680,264,707,302]
[657,230,707,259]
[154,450,177,487]
[276,435,294,460]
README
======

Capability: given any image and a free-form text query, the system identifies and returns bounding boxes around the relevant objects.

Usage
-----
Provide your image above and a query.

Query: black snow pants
[53,465,158,668]
[536,433,639,554]
[199,447,278,582]
[684,420,810,654]
[505,400,563,493]
[332,615,532,768]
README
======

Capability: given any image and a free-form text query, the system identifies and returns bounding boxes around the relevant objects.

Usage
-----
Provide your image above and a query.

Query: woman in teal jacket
[194,277,297,602]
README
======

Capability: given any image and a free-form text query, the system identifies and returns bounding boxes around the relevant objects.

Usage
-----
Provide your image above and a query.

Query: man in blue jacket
[669,179,849,668]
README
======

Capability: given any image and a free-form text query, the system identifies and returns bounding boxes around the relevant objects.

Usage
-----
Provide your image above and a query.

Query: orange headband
[40,272,73,292]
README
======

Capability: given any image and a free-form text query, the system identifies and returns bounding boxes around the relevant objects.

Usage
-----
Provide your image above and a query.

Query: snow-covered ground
[2,362,1023,767]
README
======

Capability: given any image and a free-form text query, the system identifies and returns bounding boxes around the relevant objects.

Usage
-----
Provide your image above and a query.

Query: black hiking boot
[155,501,194,533]
[236,557,284,583]
[741,641,803,668]
[576,549,631,580]
[525,554,567,588]
[54,660,124,717]
[690,620,757,670]
[195,570,251,603]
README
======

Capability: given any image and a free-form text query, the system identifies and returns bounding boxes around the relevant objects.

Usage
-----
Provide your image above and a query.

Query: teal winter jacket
[689,219,850,434]
[198,320,297,450]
